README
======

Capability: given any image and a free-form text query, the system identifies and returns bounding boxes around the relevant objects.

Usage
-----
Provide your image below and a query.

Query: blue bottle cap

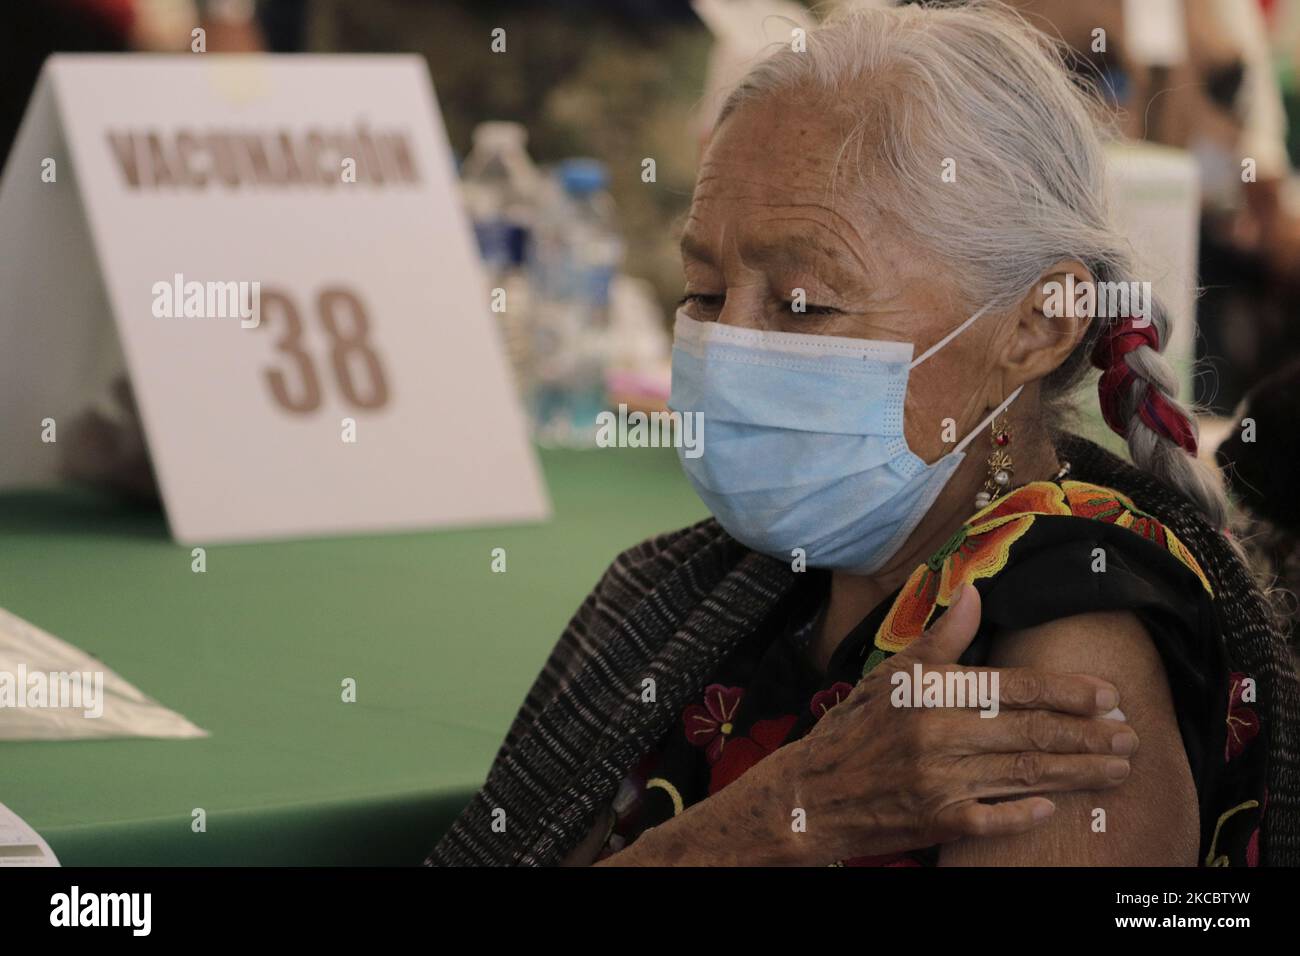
[557,158,608,196]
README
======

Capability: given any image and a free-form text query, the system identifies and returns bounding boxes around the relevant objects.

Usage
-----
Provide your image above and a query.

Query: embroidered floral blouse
[598,479,1265,866]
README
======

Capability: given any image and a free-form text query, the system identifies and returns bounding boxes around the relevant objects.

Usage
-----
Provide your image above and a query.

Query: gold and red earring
[974,416,1012,509]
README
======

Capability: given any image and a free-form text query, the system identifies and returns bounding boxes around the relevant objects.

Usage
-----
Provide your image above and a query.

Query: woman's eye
[781,300,840,316]
[678,293,724,311]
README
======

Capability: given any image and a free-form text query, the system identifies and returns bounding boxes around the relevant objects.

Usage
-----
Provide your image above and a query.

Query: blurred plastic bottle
[459,122,539,390]
[528,158,624,447]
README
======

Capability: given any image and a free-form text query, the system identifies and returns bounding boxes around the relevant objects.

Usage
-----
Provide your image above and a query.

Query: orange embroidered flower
[870,478,1214,663]
[874,482,1070,654]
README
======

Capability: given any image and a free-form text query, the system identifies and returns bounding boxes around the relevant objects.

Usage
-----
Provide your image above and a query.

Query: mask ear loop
[904,302,1022,454]
[908,302,994,371]
[954,385,1025,455]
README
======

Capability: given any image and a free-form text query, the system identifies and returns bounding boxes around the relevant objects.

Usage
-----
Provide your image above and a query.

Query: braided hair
[1086,273,1226,528]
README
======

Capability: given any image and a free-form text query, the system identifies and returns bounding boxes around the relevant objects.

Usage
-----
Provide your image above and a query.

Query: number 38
[258,286,391,413]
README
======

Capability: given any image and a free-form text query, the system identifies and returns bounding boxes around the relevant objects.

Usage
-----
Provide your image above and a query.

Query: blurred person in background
[0,0,308,169]
[1011,0,1300,413]
[430,2,1298,868]
[1217,359,1300,656]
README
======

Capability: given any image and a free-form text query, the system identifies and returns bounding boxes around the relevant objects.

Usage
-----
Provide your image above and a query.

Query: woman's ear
[997,260,1094,393]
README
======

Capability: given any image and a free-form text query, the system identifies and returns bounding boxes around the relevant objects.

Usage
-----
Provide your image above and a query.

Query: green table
[0,448,706,865]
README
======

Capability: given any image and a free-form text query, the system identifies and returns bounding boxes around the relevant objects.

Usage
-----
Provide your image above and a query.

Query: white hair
[717,0,1227,527]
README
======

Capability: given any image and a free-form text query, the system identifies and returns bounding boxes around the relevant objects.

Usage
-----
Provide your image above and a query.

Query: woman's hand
[598,583,1136,866]
[766,583,1136,864]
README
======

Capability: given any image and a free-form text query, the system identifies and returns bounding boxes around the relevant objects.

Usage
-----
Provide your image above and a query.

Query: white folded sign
[0,55,549,543]
[0,605,205,742]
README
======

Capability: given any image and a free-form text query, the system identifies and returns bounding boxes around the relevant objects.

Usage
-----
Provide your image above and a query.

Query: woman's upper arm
[939,609,1200,866]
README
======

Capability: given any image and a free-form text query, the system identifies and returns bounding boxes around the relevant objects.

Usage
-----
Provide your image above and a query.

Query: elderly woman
[430,1,1298,866]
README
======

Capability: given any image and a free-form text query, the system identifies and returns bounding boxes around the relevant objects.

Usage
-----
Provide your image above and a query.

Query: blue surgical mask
[668,305,1022,574]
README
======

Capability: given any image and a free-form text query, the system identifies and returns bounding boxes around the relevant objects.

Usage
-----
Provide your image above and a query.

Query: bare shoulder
[984,610,1170,689]
[940,610,1200,866]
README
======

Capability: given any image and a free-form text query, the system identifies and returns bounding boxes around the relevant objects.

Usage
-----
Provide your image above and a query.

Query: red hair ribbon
[1090,318,1198,456]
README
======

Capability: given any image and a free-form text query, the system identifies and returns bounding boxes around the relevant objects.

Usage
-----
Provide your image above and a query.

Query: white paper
[0,801,61,867]
[0,606,207,741]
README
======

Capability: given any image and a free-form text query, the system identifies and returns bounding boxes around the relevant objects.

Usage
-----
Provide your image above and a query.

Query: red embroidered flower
[1062,481,1213,595]
[811,682,854,720]
[683,684,744,763]
[1226,672,1260,761]
[708,715,798,795]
